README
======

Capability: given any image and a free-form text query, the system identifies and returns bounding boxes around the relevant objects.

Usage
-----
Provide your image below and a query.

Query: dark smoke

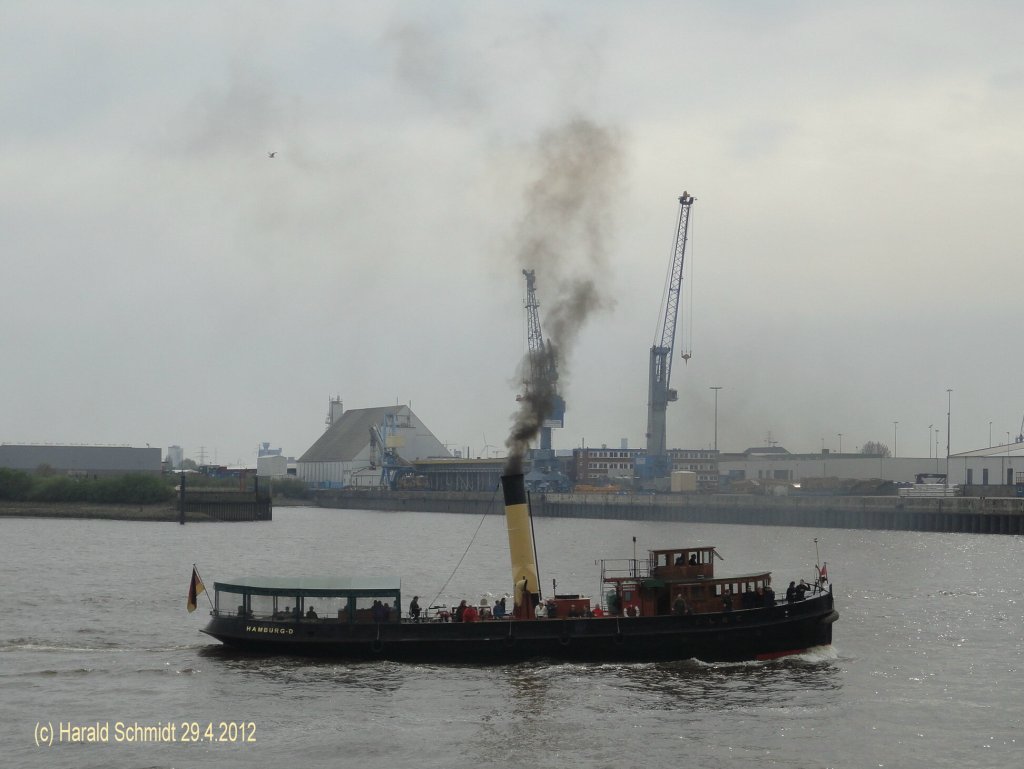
[505,117,624,474]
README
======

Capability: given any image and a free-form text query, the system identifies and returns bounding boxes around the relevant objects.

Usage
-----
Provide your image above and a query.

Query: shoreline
[0,497,304,522]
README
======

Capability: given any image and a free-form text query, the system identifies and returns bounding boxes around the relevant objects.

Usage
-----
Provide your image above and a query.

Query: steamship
[198,473,837,662]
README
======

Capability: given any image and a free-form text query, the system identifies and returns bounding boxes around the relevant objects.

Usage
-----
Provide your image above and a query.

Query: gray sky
[3,1,1022,466]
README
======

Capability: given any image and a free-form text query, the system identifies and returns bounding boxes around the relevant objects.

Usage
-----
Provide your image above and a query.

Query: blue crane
[642,192,696,481]
[520,269,569,491]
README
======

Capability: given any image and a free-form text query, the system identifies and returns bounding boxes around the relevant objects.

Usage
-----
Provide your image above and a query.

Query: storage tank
[670,470,697,492]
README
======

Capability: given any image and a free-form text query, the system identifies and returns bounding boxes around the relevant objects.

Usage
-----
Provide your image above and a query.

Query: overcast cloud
[2,1,1022,465]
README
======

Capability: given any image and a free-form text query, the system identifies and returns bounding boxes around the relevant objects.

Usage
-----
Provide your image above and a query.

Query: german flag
[187,566,205,613]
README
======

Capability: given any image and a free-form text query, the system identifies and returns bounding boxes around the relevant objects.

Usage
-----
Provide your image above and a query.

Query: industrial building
[718,442,1024,491]
[573,446,719,491]
[255,442,295,478]
[0,444,162,477]
[297,402,449,488]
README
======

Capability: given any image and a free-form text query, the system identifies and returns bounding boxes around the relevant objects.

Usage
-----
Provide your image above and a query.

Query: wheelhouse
[212,576,402,623]
[601,546,775,616]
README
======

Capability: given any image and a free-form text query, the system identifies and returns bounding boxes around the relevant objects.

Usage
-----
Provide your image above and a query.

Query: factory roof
[298,405,411,463]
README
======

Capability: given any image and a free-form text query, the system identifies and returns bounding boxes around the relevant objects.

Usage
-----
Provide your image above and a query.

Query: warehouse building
[297,404,450,488]
[0,444,162,477]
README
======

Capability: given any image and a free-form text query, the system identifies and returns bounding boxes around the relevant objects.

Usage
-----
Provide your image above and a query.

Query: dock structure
[179,489,272,522]
[316,489,1024,535]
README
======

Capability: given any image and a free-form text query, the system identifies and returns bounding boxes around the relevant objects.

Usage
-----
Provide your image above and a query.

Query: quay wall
[316,490,1024,535]
[179,489,272,521]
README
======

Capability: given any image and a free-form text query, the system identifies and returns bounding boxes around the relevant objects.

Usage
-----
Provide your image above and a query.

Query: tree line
[0,469,175,504]
[0,468,312,503]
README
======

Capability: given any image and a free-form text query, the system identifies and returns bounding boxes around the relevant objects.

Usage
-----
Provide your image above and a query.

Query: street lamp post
[946,388,953,487]
[709,386,722,452]
[928,424,933,459]
[838,433,843,454]
[989,421,993,448]
[893,421,898,458]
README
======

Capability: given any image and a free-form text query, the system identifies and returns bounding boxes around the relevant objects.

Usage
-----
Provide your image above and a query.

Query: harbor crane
[520,269,569,491]
[369,413,412,489]
[641,192,695,482]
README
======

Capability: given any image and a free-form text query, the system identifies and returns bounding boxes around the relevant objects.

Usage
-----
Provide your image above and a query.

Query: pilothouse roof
[215,576,401,597]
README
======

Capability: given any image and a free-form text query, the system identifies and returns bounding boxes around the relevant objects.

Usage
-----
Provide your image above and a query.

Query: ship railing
[600,558,652,583]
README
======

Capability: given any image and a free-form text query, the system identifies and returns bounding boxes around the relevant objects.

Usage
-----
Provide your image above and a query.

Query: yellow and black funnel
[500,473,539,619]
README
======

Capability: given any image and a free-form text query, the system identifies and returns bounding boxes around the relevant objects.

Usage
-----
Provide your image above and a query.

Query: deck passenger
[454,599,468,622]
[689,554,698,566]
[786,581,797,603]
[742,588,756,610]
[673,596,689,616]
[492,597,506,619]
[409,596,421,622]
[606,592,621,616]
[462,604,479,623]
[306,606,318,619]
[795,580,810,601]
[722,591,733,612]
[675,554,685,565]
[591,605,604,618]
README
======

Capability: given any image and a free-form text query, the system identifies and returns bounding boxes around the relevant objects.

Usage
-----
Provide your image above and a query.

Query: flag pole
[813,538,821,589]
[194,563,215,610]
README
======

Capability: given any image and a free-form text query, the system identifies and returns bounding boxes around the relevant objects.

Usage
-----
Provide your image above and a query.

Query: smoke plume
[505,117,624,474]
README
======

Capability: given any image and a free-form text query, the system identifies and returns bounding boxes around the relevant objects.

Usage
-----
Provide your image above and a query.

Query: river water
[1,505,1021,768]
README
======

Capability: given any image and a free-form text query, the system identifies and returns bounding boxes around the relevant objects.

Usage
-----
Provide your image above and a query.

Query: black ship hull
[202,591,837,663]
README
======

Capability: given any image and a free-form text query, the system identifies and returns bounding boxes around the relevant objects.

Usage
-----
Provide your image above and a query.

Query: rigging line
[427,485,501,610]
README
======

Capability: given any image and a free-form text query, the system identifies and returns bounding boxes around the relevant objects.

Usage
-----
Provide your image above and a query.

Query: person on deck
[673,595,689,616]
[689,554,698,566]
[786,581,798,603]
[305,606,318,619]
[492,597,506,619]
[454,599,468,622]
[462,604,479,623]
[409,596,421,622]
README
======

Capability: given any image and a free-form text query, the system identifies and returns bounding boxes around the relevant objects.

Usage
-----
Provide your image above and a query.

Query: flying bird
[268,151,277,158]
